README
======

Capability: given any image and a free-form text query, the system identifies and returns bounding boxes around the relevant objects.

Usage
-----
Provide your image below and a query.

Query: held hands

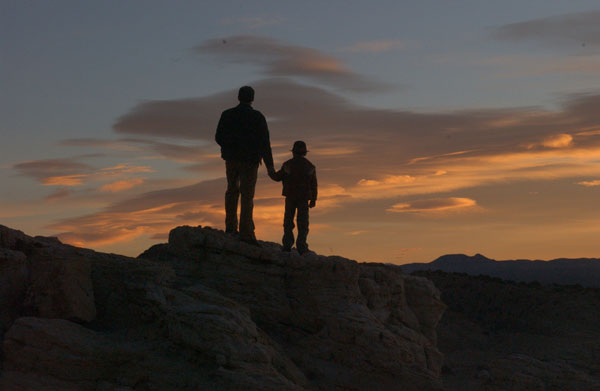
[267,166,276,180]
[309,200,316,208]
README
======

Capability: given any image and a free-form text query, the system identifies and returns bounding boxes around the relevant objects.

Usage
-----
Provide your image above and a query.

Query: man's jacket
[215,103,274,167]
[272,156,318,201]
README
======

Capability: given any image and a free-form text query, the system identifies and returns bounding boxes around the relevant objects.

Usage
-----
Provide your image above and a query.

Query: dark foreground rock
[0,225,445,391]
[414,270,600,391]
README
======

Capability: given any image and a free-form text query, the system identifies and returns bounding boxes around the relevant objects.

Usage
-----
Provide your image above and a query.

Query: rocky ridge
[0,225,446,391]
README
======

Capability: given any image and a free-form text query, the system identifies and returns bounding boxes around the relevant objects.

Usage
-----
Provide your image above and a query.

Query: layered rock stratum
[0,225,446,391]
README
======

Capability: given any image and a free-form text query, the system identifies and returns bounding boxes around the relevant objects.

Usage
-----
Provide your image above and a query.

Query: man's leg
[282,198,296,251]
[239,162,259,242]
[224,160,240,233]
[296,200,310,254]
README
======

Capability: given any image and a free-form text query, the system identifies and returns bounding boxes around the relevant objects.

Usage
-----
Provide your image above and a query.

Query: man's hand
[267,166,276,180]
[309,200,316,208]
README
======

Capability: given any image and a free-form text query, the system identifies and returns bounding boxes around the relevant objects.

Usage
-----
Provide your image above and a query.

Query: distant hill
[401,253,600,287]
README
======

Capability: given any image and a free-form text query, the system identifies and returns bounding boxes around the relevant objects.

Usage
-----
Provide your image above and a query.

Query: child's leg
[282,198,296,250]
[296,200,310,253]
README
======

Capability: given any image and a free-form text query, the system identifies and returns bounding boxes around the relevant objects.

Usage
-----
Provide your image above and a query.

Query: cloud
[577,179,600,187]
[541,134,573,148]
[346,230,368,236]
[340,40,410,53]
[196,35,392,92]
[387,197,477,213]
[61,137,221,167]
[492,10,600,49]
[14,156,154,191]
[14,158,92,182]
[526,133,573,149]
[100,178,145,192]
[45,188,72,202]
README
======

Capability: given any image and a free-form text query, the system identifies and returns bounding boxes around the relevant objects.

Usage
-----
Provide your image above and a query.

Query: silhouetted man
[215,86,275,245]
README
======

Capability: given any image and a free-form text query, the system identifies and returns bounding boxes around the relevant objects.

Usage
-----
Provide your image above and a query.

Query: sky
[2,1,600,263]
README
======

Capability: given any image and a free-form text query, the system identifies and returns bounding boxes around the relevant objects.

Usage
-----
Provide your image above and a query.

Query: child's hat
[291,140,308,153]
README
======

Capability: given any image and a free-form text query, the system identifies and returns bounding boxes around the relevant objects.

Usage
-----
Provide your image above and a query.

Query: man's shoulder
[250,107,265,119]
[223,105,264,118]
[221,106,238,116]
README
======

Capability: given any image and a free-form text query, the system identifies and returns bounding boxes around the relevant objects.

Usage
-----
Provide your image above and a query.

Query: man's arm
[215,112,226,146]
[258,113,274,170]
[309,166,318,208]
[216,110,237,150]
[270,165,284,182]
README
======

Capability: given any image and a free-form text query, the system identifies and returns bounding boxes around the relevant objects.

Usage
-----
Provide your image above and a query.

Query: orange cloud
[100,164,154,174]
[348,144,600,200]
[527,133,574,149]
[542,133,573,148]
[346,230,368,236]
[387,197,477,213]
[358,175,416,187]
[42,174,87,186]
[100,178,145,192]
[577,180,600,187]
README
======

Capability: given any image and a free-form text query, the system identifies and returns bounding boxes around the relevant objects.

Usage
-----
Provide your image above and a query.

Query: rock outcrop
[0,225,446,391]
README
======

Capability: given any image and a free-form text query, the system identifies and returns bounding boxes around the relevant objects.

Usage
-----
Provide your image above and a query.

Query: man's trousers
[225,160,259,240]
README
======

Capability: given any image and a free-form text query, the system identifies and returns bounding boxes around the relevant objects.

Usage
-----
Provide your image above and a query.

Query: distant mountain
[401,253,600,287]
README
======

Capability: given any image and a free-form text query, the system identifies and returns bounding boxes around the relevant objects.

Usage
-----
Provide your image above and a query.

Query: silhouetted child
[270,141,318,254]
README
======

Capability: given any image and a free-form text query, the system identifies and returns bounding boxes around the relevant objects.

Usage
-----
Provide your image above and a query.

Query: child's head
[291,140,308,157]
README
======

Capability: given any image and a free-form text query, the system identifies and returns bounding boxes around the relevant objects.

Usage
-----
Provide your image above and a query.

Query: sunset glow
[3,2,600,262]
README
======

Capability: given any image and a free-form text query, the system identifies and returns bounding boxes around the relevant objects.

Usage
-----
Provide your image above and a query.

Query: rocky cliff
[0,225,446,391]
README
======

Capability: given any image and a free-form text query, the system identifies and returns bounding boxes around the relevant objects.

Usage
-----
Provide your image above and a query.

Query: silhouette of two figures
[215,86,318,254]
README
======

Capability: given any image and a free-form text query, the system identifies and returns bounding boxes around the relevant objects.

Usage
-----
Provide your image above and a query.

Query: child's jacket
[272,156,318,201]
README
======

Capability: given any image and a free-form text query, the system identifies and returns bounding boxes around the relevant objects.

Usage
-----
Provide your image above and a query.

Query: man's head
[238,86,255,103]
[291,140,308,156]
